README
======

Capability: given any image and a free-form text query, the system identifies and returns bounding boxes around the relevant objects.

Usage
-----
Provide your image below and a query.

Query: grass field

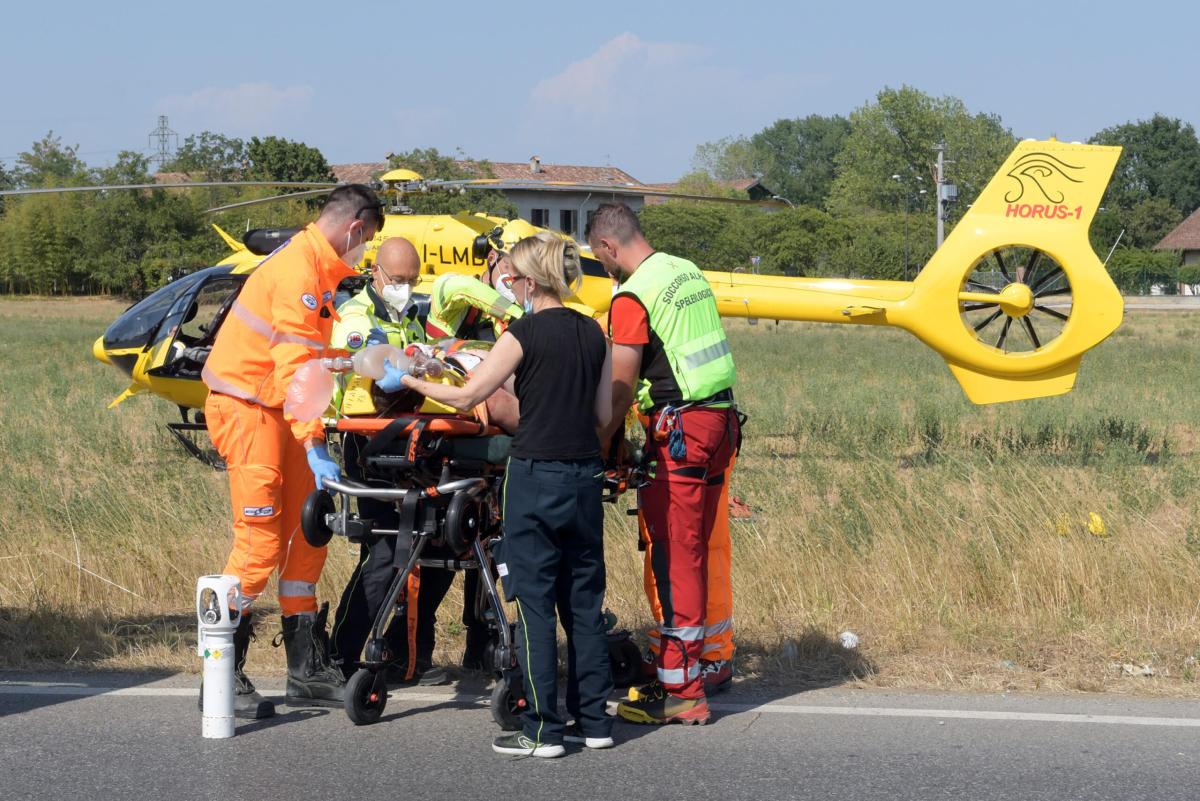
[2,297,1199,696]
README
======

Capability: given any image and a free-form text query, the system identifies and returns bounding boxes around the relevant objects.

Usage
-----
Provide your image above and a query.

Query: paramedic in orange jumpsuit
[202,184,384,713]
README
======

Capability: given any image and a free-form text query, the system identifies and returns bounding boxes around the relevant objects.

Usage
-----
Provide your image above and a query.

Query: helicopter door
[146,272,248,380]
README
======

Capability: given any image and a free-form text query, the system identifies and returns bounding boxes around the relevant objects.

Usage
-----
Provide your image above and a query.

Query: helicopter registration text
[1005,203,1083,220]
[423,244,486,268]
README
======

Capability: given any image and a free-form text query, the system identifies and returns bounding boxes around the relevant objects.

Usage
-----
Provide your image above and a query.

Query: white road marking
[3,682,1200,728]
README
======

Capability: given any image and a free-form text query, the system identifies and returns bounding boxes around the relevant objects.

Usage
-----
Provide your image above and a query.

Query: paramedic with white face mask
[328,237,490,684]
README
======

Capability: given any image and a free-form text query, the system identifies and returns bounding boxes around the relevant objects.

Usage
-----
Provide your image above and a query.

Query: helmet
[471,219,547,261]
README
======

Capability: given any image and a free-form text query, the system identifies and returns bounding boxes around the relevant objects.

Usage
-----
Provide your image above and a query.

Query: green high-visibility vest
[616,252,735,411]
[330,285,426,410]
[426,273,522,340]
[330,284,426,352]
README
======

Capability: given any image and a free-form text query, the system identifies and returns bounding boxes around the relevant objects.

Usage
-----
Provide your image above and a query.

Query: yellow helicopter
[80,138,1121,459]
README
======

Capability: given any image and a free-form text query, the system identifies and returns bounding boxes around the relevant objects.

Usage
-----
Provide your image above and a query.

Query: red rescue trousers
[639,406,739,699]
[205,393,327,617]
[643,452,736,664]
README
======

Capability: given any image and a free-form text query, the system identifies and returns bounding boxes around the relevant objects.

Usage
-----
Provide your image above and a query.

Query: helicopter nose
[92,335,112,365]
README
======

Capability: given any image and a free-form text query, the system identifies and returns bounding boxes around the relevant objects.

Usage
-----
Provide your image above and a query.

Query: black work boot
[280,603,346,706]
[198,611,275,719]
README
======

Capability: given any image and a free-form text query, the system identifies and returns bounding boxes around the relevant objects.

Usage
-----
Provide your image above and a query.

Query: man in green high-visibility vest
[588,203,741,726]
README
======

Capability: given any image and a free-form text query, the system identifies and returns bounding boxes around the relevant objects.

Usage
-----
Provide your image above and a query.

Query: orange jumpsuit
[202,224,355,617]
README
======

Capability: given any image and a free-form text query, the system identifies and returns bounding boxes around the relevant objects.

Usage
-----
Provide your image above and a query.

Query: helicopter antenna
[147,115,178,170]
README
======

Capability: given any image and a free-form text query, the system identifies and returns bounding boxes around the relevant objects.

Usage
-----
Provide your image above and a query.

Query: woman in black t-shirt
[401,234,614,758]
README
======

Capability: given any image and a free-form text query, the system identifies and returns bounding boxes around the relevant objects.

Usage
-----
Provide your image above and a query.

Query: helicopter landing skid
[166,422,224,470]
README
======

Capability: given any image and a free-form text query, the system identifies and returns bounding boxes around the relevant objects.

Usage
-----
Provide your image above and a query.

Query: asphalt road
[1,671,1197,801]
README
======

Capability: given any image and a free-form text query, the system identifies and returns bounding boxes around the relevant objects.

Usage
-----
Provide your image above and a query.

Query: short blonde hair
[508,233,583,300]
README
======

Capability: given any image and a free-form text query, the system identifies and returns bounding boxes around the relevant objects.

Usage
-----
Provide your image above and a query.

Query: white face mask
[496,272,517,304]
[342,227,366,267]
[381,284,412,317]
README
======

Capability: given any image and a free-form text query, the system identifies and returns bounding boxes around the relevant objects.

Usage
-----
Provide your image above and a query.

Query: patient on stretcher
[338,339,520,432]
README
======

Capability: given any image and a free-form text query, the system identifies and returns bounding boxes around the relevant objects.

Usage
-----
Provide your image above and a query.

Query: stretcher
[300,364,644,727]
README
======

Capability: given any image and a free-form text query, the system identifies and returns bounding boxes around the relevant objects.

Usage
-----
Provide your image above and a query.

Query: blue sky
[1,0,1195,182]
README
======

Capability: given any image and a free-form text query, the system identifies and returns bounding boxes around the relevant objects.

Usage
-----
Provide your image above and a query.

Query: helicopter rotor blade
[0,181,338,198]
[404,178,787,207]
[204,188,341,214]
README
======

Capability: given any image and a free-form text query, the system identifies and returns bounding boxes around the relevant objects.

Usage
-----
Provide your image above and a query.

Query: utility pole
[147,115,178,171]
[933,141,957,248]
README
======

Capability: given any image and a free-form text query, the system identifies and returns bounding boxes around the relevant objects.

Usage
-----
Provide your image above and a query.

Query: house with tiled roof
[332,156,645,240]
[1155,206,1200,268]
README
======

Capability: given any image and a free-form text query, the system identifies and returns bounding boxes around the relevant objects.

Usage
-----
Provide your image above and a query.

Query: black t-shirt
[507,307,607,460]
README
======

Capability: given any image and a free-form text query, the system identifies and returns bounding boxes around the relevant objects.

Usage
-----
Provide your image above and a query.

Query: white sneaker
[563,722,614,749]
[492,732,566,758]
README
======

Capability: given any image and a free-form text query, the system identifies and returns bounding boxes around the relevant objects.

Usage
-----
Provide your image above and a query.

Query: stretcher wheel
[443,492,483,554]
[608,637,644,688]
[345,668,387,725]
[490,677,524,731]
[301,490,335,548]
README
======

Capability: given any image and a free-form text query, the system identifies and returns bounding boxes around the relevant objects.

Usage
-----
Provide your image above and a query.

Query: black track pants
[500,457,613,745]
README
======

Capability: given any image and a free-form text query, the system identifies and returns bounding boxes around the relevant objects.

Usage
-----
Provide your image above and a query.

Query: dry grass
[3,298,1200,696]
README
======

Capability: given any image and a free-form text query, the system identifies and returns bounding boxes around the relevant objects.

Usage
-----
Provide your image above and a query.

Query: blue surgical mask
[521,278,535,314]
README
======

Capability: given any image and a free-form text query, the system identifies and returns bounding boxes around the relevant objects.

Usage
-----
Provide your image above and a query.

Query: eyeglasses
[376,267,416,287]
[499,273,522,289]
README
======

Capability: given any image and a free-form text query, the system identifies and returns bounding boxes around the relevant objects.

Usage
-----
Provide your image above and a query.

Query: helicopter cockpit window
[176,277,242,346]
[147,269,246,380]
[102,271,207,352]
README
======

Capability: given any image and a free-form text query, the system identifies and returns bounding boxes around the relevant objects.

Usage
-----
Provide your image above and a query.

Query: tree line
[0,133,338,294]
[1,86,1198,295]
[642,87,1200,291]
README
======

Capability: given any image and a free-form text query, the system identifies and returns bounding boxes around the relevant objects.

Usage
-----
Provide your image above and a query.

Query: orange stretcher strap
[336,415,506,438]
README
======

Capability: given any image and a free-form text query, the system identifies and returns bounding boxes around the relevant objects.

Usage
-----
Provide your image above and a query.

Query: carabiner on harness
[652,406,688,460]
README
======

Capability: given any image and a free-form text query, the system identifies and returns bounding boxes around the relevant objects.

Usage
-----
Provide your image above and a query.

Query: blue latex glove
[365,327,389,347]
[375,357,408,393]
[306,444,341,490]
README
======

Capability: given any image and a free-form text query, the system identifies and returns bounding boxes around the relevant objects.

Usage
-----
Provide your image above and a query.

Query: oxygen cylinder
[284,359,336,421]
[196,575,242,739]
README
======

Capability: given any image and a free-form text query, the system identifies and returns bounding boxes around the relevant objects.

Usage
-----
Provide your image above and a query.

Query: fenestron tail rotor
[958,245,1072,354]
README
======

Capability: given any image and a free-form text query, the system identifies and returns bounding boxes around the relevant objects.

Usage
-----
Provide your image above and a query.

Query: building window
[530,208,550,227]
[559,209,578,236]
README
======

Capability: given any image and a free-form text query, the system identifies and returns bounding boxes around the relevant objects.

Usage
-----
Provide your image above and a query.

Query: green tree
[14,131,90,188]
[827,211,936,280]
[639,203,761,271]
[386,148,514,216]
[750,114,851,208]
[1178,262,1200,291]
[245,136,335,183]
[97,151,154,186]
[668,171,746,199]
[166,132,247,181]
[747,206,842,276]
[827,86,1015,219]
[1089,115,1200,216]
[0,160,14,214]
[1105,247,1181,294]
[690,136,765,181]
[1126,197,1184,249]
